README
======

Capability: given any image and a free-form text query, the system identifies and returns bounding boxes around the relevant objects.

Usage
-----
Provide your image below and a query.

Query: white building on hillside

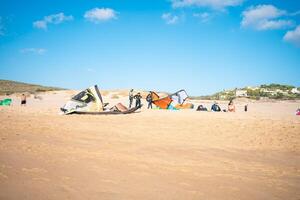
[291,88,300,94]
[235,90,247,97]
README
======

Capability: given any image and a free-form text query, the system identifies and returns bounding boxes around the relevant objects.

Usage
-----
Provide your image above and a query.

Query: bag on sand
[0,99,12,106]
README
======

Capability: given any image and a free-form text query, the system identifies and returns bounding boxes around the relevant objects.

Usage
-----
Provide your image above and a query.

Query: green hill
[192,84,300,101]
[0,80,65,95]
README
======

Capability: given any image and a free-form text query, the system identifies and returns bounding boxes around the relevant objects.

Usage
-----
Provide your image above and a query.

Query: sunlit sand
[0,90,299,199]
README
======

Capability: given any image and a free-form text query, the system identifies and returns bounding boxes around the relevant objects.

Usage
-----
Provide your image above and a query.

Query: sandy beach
[0,91,300,200]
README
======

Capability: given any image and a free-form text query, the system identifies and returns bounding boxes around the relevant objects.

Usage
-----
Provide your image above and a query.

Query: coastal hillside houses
[291,88,300,94]
[260,88,286,95]
[259,87,300,95]
[196,84,300,100]
[235,89,248,97]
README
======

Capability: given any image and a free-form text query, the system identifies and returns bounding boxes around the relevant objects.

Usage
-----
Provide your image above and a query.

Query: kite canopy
[61,85,142,115]
[151,90,191,109]
[61,85,104,114]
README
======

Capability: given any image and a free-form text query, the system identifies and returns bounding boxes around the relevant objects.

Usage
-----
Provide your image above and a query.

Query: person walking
[244,104,248,112]
[134,92,142,108]
[128,89,134,108]
[21,94,26,106]
[146,92,152,109]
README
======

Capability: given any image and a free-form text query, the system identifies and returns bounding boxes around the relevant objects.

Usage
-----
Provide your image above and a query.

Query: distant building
[260,88,277,95]
[235,90,247,97]
[259,97,269,100]
[291,88,300,94]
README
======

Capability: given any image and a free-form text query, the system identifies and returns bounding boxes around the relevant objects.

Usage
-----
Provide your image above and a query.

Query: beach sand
[0,91,300,200]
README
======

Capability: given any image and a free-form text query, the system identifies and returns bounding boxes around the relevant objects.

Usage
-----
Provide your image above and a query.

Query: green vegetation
[260,84,294,91]
[0,80,65,95]
[191,84,300,101]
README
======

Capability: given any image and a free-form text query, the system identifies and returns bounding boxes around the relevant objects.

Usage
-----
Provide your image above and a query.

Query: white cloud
[162,13,180,25]
[20,48,47,55]
[193,12,213,23]
[241,5,294,30]
[257,20,294,30]
[171,0,244,10]
[33,13,73,30]
[284,25,300,47]
[84,8,118,23]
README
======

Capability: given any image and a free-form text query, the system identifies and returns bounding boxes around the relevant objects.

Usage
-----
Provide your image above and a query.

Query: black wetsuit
[134,94,142,108]
[211,104,221,112]
[146,94,152,109]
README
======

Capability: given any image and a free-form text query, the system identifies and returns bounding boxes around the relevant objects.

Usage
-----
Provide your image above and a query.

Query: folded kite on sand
[150,89,193,109]
[0,99,12,106]
[60,85,142,115]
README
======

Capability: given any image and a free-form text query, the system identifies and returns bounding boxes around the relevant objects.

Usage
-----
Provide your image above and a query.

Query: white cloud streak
[84,8,118,23]
[171,0,244,10]
[193,12,213,23]
[241,5,294,30]
[33,13,73,30]
[162,13,180,25]
[20,48,47,55]
[284,25,300,47]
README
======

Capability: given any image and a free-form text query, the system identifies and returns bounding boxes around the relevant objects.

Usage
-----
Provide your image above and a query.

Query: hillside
[0,80,65,95]
[194,84,300,101]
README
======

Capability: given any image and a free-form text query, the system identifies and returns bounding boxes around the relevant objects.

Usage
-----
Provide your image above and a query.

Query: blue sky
[0,0,299,95]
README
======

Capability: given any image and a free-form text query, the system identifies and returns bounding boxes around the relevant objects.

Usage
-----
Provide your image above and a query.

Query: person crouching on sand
[211,102,221,112]
[21,94,26,106]
[134,92,142,108]
[228,100,235,112]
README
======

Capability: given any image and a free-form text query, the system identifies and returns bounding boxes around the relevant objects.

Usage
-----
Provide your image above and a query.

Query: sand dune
[0,91,300,200]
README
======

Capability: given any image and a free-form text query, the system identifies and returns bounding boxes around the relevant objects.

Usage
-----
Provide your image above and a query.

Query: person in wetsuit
[211,102,221,112]
[128,89,134,108]
[146,92,152,109]
[134,92,142,108]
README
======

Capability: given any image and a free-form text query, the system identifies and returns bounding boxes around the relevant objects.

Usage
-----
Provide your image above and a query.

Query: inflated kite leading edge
[60,85,141,115]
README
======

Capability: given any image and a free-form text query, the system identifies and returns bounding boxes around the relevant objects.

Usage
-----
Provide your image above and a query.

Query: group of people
[128,89,153,109]
[129,89,249,113]
[11,90,300,116]
[197,100,248,112]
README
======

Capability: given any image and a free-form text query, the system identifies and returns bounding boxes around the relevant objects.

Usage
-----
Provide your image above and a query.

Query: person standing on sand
[134,92,142,108]
[128,89,134,108]
[146,92,152,109]
[21,94,26,106]
[228,100,235,112]
[244,104,248,112]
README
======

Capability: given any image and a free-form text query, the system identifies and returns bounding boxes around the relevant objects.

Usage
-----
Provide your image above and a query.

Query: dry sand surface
[1,90,300,200]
